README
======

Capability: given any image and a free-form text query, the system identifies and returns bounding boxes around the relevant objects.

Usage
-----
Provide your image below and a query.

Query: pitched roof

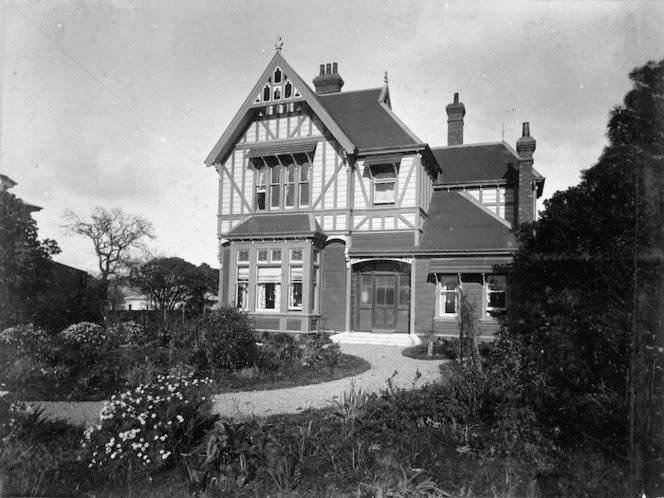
[432,142,519,184]
[419,190,517,252]
[226,213,325,239]
[432,142,545,194]
[318,89,423,151]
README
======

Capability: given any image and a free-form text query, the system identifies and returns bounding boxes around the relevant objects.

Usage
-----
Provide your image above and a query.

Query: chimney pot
[454,92,459,103]
[313,61,345,94]
[522,122,530,137]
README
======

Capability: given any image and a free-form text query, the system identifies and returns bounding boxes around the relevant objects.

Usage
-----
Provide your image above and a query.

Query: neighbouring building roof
[318,89,422,151]
[226,213,325,239]
[419,190,517,251]
[0,173,17,191]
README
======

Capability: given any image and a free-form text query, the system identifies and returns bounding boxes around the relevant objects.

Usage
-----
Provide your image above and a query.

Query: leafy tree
[129,257,216,315]
[63,207,155,305]
[0,190,60,328]
[507,58,664,496]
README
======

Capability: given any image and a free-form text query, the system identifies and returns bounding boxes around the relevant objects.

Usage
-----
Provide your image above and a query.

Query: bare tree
[63,207,155,305]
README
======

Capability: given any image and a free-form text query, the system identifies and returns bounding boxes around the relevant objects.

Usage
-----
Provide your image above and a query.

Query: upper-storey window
[363,156,401,206]
[371,164,397,204]
[253,153,312,211]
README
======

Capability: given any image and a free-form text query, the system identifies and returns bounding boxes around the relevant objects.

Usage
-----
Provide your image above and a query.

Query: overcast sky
[2,0,663,274]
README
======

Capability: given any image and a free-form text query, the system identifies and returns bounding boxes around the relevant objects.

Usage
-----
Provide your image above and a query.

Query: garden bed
[5,348,370,402]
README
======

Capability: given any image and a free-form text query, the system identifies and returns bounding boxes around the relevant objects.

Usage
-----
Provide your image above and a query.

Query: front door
[355,261,410,333]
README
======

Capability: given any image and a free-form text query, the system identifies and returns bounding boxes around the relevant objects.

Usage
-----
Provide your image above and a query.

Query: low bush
[82,370,217,479]
[190,307,260,373]
[107,320,147,346]
[0,392,88,496]
[186,419,273,495]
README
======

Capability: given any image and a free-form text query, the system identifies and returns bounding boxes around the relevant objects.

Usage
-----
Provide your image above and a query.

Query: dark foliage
[507,58,664,494]
[0,190,62,330]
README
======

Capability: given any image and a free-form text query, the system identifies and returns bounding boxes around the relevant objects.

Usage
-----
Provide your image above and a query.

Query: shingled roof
[318,89,422,151]
[419,190,517,252]
[226,213,325,239]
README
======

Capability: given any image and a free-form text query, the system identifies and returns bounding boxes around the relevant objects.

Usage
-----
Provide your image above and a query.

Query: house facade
[205,48,544,343]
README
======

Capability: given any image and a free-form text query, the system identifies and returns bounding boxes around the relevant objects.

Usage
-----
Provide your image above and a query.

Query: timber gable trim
[205,53,356,168]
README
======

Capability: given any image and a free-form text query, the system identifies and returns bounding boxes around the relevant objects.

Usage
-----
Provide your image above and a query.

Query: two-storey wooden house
[205,48,544,344]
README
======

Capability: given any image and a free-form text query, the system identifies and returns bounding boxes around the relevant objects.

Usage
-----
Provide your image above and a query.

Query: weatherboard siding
[320,240,346,332]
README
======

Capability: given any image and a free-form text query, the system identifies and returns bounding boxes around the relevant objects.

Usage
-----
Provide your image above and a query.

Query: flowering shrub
[107,321,146,346]
[0,324,51,357]
[0,324,53,382]
[82,370,217,478]
[61,322,107,349]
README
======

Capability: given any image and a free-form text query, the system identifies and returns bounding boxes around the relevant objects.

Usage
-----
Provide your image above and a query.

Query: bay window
[289,266,303,310]
[256,267,281,311]
[236,267,249,310]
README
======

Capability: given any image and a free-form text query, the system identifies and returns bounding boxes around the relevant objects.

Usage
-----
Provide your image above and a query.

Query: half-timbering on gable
[205,46,544,345]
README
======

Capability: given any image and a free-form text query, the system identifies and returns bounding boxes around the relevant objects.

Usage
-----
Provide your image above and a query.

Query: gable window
[485,274,507,317]
[256,267,281,311]
[251,153,313,211]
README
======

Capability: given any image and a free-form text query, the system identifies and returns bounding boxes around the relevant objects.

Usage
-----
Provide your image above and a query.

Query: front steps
[330,331,421,347]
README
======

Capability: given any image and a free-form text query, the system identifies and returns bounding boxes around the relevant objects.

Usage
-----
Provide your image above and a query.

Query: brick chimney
[516,122,536,225]
[313,62,344,94]
[445,93,466,146]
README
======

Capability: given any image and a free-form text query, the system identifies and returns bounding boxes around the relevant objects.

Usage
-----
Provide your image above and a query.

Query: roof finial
[275,36,283,53]
[384,70,389,85]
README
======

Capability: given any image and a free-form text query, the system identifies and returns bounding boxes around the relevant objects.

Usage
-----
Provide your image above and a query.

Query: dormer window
[371,164,397,204]
[364,155,401,206]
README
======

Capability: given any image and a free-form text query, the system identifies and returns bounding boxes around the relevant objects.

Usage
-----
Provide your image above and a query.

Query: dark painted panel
[351,231,415,250]
[254,316,280,330]
[286,319,301,331]
[220,246,230,305]
[320,240,346,332]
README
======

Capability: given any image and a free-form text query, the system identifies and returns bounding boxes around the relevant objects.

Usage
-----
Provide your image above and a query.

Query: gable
[205,53,355,167]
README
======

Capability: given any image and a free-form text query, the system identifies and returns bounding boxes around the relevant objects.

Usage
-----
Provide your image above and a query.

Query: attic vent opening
[254,67,300,104]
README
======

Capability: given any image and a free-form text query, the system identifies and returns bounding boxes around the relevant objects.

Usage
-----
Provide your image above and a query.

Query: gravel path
[35,344,445,426]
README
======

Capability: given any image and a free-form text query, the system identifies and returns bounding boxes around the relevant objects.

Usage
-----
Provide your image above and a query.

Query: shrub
[82,370,217,479]
[258,333,302,370]
[300,333,332,367]
[0,324,55,386]
[0,391,87,496]
[107,321,147,346]
[186,419,273,495]
[190,306,260,373]
[0,323,51,356]
[61,321,107,350]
